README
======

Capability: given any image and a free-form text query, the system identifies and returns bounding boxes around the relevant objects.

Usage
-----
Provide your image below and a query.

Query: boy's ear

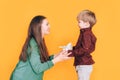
[86,22,90,27]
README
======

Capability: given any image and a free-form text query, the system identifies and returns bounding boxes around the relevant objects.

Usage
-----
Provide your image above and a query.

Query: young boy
[69,10,97,80]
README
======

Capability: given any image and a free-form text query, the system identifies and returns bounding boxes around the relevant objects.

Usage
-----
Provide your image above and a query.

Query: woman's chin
[45,32,50,35]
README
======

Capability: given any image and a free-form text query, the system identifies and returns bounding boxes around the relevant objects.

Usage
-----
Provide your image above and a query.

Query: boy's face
[77,20,90,29]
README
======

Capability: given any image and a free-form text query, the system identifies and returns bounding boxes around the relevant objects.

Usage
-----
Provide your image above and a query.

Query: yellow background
[0,0,120,80]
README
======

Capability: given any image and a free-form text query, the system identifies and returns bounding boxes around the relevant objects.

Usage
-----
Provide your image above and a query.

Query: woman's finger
[64,56,72,60]
[66,52,72,56]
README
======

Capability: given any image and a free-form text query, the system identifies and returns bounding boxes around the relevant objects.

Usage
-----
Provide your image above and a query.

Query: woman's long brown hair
[19,15,49,63]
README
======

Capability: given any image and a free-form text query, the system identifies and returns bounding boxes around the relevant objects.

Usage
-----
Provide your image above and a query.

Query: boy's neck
[80,27,91,30]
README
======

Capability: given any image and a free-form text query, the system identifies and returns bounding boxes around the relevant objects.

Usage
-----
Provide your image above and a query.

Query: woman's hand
[52,50,72,64]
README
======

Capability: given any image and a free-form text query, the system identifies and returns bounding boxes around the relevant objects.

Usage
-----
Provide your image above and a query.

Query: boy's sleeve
[71,34,94,56]
[28,40,54,74]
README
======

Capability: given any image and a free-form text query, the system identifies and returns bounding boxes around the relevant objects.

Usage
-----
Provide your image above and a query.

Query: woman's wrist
[52,58,59,64]
[54,53,59,58]
[52,59,56,64]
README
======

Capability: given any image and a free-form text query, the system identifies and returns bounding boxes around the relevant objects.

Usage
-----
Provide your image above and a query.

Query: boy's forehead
[76,18,82,21]
[76,17,80,21]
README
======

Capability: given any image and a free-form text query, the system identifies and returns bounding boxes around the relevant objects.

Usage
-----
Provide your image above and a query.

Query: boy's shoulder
[84,30,96,38]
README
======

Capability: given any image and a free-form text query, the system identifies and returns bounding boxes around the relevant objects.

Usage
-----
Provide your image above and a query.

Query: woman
[10,15,71,80]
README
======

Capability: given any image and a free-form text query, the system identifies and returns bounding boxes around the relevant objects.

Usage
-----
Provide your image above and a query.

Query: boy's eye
[46,23,49,26]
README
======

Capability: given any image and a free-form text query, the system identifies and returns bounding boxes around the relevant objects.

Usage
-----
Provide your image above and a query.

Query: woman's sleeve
[49,55,54,60]
[28,39,54,74]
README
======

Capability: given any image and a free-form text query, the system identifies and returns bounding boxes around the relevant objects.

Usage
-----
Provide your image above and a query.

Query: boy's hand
[68,50,74,57]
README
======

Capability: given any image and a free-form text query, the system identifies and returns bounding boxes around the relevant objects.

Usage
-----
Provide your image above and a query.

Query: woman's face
[41,19,50,36]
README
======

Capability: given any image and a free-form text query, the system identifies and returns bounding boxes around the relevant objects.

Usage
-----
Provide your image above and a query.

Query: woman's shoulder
[27,38,39,55]
[29,37,38,47]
